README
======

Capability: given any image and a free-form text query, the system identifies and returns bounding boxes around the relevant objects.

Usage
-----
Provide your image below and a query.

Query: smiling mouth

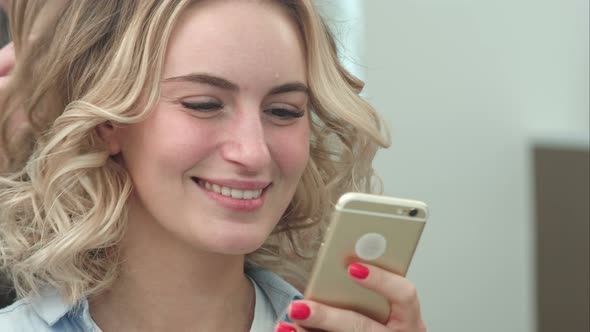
[191,177,267,200]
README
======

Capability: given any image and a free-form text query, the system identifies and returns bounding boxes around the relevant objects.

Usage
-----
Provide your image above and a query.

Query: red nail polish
[276,321,297,332]
[290,302,311,320]
[349,262,370,279]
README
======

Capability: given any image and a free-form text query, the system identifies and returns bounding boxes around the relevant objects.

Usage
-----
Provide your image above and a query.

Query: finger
[275,321,311,332]
[0,42,15,77]
[287,300,390,332]
[348,263,423,324]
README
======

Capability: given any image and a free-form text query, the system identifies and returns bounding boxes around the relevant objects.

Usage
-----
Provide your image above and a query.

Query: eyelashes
[265,108,305,119]
[179,101,305,122]
[180,101,223,112]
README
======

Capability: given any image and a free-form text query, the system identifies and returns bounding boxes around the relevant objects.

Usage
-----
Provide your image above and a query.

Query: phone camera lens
[409,208,418,217]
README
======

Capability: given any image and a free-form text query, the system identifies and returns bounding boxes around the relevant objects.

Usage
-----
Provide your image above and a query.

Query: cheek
[271,126,310,177]
[120,112,218,176]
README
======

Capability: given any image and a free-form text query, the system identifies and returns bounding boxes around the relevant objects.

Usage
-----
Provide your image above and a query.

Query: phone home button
[355,233,387,260]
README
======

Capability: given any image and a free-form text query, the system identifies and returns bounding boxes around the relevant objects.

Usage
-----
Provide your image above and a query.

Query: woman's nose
[220,113,271,172]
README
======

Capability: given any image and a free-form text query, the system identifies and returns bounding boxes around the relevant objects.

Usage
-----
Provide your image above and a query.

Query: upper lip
[193,177,271,190]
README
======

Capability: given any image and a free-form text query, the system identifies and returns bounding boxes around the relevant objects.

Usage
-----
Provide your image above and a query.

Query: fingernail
[289,301,311,320]
[349,262,370,279]
[283,295,304,323]
[276,321,297,332]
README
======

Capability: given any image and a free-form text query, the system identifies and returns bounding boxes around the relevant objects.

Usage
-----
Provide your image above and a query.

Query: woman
[0,1,426,331]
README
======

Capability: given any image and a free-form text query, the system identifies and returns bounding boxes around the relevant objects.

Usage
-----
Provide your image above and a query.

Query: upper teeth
[201,180,263,200]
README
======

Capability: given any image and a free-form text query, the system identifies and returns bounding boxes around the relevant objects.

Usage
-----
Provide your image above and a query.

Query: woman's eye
[180,101,223,112]
[265,108,305,120]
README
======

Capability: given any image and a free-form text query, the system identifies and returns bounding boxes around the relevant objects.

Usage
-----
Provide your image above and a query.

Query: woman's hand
[276,263,426,332]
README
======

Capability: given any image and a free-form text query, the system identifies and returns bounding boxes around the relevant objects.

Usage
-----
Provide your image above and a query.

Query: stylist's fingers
[0,40,27,142]
[0,41,15,78]
[0,41,15,90]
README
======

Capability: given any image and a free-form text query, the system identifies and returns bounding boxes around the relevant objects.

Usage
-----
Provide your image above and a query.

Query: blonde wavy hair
[0,0,390,304]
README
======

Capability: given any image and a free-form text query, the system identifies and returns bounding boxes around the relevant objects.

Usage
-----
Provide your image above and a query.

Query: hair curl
[0,0,390,304]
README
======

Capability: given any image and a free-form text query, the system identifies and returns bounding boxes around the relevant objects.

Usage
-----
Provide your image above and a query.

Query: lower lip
[194,180,267,212]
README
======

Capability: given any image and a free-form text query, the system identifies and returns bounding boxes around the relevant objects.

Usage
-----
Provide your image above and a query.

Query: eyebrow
[268,82,308,95]
[163,73,308,96]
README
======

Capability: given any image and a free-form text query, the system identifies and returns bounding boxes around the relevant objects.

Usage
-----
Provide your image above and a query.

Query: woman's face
[114,0,309,254]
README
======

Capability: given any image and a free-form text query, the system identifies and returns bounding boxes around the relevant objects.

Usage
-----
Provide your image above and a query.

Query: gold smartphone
[304,192,428,323]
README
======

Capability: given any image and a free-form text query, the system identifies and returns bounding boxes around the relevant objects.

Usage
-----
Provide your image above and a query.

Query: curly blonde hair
[0,0,390,304]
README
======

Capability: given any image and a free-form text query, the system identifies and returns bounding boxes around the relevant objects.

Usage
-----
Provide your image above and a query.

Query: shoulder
[0,290,89,332]
[248,267,301,299]
[0,298,46,331]
[246,267,302,320]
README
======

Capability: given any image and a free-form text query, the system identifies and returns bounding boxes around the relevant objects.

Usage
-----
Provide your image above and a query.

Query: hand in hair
[0,42,13,168]
[0,41,25,170]
[0,41,14,85]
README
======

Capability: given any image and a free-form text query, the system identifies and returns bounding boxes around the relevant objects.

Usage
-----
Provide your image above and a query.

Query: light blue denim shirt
[0,267,301,331]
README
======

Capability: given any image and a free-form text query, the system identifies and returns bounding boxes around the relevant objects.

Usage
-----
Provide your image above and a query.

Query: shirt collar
[246,267,302,321]
[29,268,300,327]
[30,288,89,327]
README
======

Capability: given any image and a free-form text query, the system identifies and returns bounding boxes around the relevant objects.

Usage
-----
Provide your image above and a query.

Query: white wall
[322,0,589,331]
[316,0,366,82]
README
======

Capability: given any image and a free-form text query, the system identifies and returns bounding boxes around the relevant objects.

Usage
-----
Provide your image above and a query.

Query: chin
[210,240,265,255]
[201,229,270,256]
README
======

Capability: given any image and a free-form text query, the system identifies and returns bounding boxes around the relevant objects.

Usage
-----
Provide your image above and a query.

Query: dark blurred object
[534,143,590,332]
[0,276,16,308]
[0,7,9,47]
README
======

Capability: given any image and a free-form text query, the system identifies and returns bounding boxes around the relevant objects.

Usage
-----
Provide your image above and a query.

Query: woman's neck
[89,204,255,331]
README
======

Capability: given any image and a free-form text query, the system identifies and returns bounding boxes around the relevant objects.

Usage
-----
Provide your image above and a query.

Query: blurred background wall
[321,0,589,331]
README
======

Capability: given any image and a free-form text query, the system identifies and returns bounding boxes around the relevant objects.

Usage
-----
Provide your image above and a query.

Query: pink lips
[192,177,270,212]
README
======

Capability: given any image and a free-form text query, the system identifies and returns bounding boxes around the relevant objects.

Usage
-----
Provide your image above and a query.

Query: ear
[96,121,122,155]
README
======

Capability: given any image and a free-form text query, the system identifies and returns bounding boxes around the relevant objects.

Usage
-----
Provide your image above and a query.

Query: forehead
[163,0,307,87]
